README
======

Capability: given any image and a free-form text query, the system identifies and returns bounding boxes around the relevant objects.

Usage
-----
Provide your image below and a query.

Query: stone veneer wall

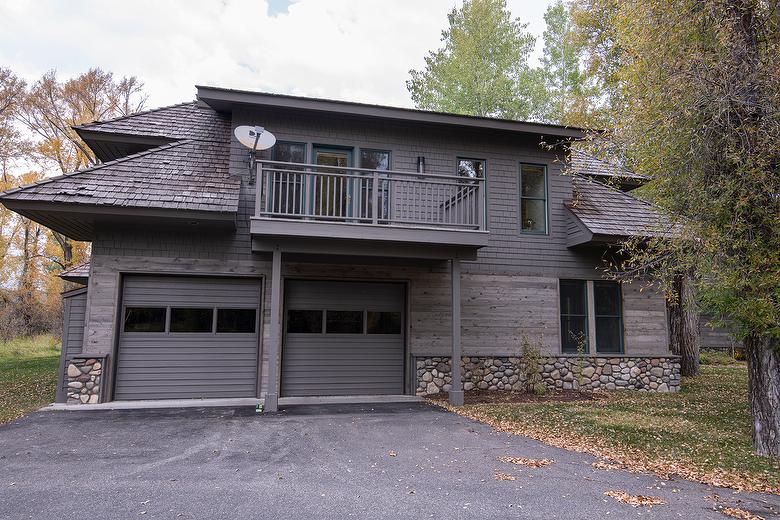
[416,355,681,395]
[66,356,105,404]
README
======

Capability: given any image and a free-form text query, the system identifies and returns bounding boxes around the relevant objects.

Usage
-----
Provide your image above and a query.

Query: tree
[17,68,147,265]
[538,0,597,125]
[574,0,780,456]
[406,0,537,119]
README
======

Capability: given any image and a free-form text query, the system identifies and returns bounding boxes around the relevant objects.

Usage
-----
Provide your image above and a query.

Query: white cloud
[0,0,555,109]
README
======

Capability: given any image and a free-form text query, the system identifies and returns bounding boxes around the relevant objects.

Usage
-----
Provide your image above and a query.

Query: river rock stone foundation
[415,356,680,396]
[66,356,104,404]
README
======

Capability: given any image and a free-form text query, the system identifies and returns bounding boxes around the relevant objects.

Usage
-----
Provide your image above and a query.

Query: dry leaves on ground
[494,471,516,481]
[721,507,765,520]
[497,456,554,468]
[592,460,619,471]
[433,402,780,495]
[388,451,397,457]
[604,490,666,507]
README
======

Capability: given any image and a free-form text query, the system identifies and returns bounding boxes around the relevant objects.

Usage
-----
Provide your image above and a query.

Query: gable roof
[0,101,240,240]
[2,139,238,212]
[568,149,649,188]
[59,261,90,284]
[74,101,231,143]
[566,176,672,246]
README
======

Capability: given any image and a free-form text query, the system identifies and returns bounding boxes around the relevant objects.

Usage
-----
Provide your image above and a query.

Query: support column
[265,247,282,412]
[449,258,464,406]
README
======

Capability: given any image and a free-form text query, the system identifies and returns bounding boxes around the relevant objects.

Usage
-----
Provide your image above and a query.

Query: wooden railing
[255,160,486,230]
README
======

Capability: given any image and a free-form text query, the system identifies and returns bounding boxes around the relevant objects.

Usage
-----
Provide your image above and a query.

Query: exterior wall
[65,355,106,404]
[78,105,671,401]
[415,355,681,395]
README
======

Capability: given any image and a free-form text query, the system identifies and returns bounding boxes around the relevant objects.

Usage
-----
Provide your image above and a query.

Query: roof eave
[196,85,586,140]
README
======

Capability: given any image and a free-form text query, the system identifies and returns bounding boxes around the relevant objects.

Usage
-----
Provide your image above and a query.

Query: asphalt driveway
[1,403,777,519]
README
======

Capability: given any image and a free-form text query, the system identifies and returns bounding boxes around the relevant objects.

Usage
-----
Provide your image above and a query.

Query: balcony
[250,160,489,259]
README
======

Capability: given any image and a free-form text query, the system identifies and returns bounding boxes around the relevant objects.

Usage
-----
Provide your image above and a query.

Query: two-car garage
[112,276,406,401]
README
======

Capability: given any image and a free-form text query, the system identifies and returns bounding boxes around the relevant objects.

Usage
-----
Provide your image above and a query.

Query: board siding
[56,289,87,402]
[281,280,405,397]
[78,106,673,399]
[114,275,261,400]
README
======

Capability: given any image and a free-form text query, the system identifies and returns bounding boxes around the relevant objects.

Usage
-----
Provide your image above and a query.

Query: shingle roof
[74,101,231,143]
[568,149,649,183]
[1,139,239,213]
[568,176,672,238]
[1,101,239,217]
[59,261,90,282]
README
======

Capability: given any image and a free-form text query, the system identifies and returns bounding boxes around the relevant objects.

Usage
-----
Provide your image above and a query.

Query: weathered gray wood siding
[56,288,87,402]
[81,106,671,397]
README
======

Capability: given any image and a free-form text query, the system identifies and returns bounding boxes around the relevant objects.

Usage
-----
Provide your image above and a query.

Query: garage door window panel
[367,311,402,334]
[326,310,363,334]
[170,308,214,333]
[287,309,324,333]
[217,308,257,333]
[124,307,167,333]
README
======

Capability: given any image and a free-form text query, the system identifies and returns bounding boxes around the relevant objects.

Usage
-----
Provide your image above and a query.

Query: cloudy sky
[1,0,556,109]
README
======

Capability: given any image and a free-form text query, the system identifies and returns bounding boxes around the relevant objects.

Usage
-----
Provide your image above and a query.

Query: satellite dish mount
[234,125,277,183]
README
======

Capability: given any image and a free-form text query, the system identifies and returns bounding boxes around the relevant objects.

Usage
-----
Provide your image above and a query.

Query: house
[0,87,681,410]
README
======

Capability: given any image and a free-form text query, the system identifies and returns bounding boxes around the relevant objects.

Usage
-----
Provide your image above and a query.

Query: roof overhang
[196,86,586,141]
[1,199,236,242]
[74,128,176,162]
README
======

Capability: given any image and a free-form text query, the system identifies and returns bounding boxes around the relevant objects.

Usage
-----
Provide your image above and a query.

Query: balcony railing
[255,160,486,231]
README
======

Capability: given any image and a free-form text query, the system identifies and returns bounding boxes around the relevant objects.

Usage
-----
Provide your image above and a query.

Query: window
[287,310,323,334]
[269,142,307,214]
[559,280,625,354]
[559,280,589,353]
[367,311,402,334]
[124,307,166,333]
[360,149,390,171]
[170,308,214,333]
[217,308,257,333]
[359,149,391,220]
[457,158,485,179]
[594,281,624,353]
[326,310,363,334]
[520,164,548,233]
[272,141,306,164]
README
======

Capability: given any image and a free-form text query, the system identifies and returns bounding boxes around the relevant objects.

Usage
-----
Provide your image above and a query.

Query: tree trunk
[50,231,72,265]
[668,272,700,376]
[745,334,780,457]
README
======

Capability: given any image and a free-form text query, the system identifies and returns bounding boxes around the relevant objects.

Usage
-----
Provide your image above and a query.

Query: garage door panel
[282,280,405,397]
[115,276,260,401]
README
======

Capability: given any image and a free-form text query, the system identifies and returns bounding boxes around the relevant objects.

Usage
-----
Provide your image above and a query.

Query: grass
[442,364,780,494]
[0,335,60,424]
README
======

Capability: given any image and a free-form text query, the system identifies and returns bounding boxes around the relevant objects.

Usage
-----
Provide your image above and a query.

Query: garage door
[282,280,405,397]
[114,276,261,400]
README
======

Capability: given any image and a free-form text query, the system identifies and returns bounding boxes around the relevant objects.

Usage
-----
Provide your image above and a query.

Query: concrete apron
[40,395,422,412]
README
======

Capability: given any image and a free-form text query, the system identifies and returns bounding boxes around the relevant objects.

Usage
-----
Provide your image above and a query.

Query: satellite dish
[234,125,276,150]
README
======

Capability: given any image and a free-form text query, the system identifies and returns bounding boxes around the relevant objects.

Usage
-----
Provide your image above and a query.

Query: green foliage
[573,0,780,342]
[406,0,537,119]
[538,0,599,125]
[519,335,543,391]
[471,365,779,491]
[0,335,60,423]
[699,350,740,366]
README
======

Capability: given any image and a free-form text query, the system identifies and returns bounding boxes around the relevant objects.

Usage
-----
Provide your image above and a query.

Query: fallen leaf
[494,471,516,481]
[592,460,618,471]
[498,456,554,468]
[604,490,666,507]
[388,451,397,457]
[721,507,765,520]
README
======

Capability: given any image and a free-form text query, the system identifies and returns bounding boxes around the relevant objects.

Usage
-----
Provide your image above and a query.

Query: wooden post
[449,258,464,406]
[265,247,282,412]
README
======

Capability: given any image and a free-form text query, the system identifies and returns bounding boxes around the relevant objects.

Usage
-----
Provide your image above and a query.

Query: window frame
[121,305,260,335]
[558,280,626,354]
[519,163,549,235]
[456,157,486,181]
[559,279,590,354]
[593,281,625,354]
